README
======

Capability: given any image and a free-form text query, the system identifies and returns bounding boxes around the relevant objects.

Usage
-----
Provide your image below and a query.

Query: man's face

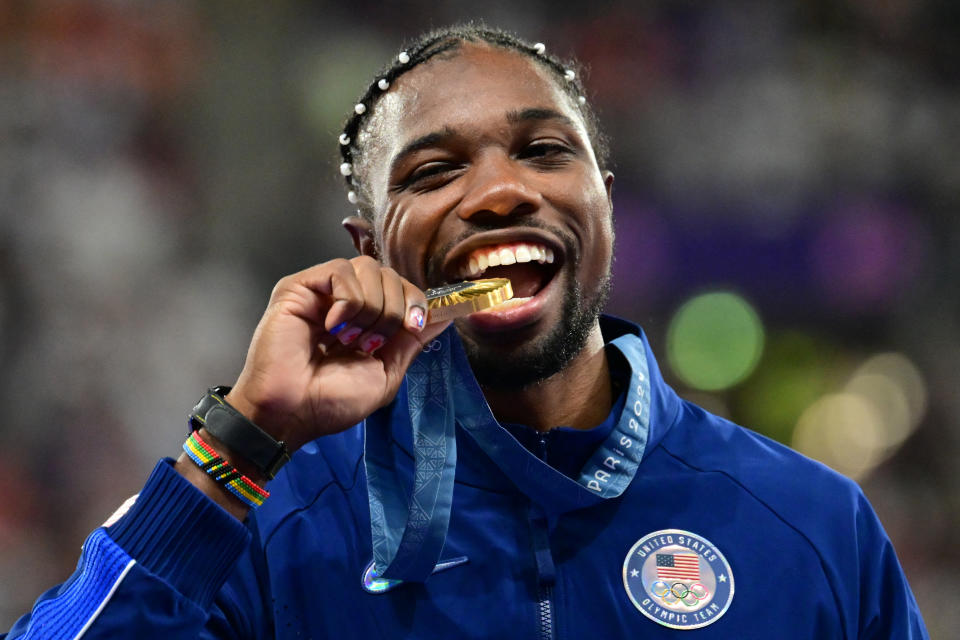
[360,44,614,387]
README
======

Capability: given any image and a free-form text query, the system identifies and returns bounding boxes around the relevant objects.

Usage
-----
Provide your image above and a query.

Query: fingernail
[330,321,348,335]
[339,326,362,345]
[408,306,425,331]
[361,333,386,354]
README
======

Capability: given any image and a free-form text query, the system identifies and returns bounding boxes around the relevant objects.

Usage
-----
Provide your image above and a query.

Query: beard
[458,268,610,390]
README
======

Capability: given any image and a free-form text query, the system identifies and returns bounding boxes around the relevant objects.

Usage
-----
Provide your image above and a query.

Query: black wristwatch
[188,386,290,480]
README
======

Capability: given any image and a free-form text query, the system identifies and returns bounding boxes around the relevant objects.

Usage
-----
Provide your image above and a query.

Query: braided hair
[337,23,609,220]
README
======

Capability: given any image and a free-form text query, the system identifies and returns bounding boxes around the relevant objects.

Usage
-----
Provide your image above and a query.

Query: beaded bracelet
[183,431,270,508]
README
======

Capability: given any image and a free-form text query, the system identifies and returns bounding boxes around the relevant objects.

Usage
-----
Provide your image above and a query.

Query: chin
[458,272,609,390]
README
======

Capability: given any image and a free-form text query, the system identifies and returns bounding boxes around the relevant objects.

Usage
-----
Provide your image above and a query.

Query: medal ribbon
[364,326,651,581]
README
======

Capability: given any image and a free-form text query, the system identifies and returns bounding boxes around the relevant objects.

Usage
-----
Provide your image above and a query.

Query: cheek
[380,200,434,285]
[568,176,614,268]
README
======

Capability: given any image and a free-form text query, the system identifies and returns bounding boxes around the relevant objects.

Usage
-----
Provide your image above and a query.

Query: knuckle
[269,275,294,301]
[329,258,353,276]
[352,255,380,270]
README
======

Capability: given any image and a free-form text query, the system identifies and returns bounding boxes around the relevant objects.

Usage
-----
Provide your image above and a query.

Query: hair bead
[577,95,586,105]
[339,133,350,146]
[347,190,358,204]
[340,162,353,176]
[377,78,390,91]
[398,51,410,64]
[564,69,576,81]
[354,103,366,115]
[533,42,546,55]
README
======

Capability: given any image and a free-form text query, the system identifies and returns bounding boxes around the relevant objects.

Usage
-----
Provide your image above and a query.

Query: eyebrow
[390,127,457,176]
[389,108,577,177]
[505,107,576,128]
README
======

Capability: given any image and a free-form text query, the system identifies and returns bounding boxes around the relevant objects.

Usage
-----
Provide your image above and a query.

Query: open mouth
[453,241,560,300]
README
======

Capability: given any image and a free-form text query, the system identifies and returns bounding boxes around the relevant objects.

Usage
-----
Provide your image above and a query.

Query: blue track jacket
[3,317,928,638]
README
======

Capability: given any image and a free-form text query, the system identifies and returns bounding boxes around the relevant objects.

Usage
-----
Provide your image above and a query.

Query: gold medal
[425,278,513,323]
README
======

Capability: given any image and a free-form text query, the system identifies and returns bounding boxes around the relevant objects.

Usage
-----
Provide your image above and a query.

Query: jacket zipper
[537,584,554,640]
[532,434,556,640]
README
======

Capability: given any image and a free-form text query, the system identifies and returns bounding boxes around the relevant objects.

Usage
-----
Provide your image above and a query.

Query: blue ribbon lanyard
[364,326,652,581]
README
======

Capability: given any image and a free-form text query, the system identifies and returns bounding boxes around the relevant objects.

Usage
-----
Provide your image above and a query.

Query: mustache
[424,219,578,287]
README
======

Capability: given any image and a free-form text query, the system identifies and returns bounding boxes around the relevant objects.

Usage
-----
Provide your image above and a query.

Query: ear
[342,215,379,259]
[602,170,615,208]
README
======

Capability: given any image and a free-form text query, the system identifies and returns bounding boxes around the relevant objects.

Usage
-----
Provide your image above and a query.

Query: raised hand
[224,256,450,452]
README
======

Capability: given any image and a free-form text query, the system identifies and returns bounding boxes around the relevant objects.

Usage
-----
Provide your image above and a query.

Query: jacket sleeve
[2,459,255,640]
[855,491,929,639]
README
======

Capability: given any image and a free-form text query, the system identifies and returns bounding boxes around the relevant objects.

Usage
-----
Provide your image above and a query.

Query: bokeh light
[809,201,929,314]
[667,291,765,391]
[793,393,886,480]
[735,331,837,445]
[792,352,927,480]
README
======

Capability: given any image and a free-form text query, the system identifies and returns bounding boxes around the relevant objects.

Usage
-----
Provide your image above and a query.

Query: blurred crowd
[0,0,957,635]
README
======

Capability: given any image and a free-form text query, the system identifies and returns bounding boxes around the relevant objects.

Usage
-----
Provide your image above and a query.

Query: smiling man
[3,25,927,640]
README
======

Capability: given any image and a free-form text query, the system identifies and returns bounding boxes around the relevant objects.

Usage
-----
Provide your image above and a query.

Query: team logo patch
[623,529,734,630]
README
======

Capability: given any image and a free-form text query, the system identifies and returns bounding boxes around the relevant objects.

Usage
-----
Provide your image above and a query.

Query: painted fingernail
[339,326,363,345]
[330,321,348,335]
[361,333,386,354]
[408,306,425,331]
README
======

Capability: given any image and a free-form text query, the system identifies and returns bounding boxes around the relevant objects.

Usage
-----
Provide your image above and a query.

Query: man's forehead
[378,45,580,143]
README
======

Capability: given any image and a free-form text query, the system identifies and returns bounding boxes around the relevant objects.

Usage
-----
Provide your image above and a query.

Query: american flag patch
[656,553,701,581]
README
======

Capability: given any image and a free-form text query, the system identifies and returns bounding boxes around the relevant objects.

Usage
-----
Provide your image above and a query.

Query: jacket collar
[388,315,682,496]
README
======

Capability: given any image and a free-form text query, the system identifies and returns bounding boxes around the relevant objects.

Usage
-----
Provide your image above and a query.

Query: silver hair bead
[347,190,358,204]
[339,133,350,145]
[533,42,546,55]
[398,51,410,64]
[378,78,390,91]
[564,69,576,81]
[354,103,366,115]
[340,162,353,177]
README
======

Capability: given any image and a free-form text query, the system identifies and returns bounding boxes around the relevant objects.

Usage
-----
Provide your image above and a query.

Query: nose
[457,152,542,223]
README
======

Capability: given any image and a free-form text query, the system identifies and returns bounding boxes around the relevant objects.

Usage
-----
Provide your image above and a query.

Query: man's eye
[519,142,572,161]
[405,162,457,187]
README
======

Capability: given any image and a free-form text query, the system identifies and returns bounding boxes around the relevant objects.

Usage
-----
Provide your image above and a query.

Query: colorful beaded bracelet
[183,431,270,508]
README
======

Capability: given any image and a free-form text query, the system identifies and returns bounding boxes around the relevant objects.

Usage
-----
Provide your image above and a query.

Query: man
[3,26,927,639]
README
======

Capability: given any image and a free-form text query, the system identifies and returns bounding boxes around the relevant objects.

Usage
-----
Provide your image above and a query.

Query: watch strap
[188,387,290,480]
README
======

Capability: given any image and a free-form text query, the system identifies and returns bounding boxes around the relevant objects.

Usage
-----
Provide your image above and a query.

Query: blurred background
[0,0,956,634]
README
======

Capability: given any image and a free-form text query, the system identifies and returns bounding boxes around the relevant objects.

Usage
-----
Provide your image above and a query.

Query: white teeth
[458,242,556,279]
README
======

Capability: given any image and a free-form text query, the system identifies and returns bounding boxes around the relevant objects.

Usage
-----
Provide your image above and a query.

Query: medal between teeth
[425,278,513,324]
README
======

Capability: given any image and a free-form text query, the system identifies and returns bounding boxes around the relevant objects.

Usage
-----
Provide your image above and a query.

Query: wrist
[189,387,291,480]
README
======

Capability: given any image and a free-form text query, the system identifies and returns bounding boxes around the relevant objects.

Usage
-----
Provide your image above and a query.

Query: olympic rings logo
[421,340,442,353]
[650,581,710,607]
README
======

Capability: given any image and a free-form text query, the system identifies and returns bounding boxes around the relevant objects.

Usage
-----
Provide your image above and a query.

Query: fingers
[276,256,428,356]
[353,264,405,354]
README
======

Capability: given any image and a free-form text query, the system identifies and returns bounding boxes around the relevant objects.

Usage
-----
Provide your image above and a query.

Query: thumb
[376,319,452,382]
